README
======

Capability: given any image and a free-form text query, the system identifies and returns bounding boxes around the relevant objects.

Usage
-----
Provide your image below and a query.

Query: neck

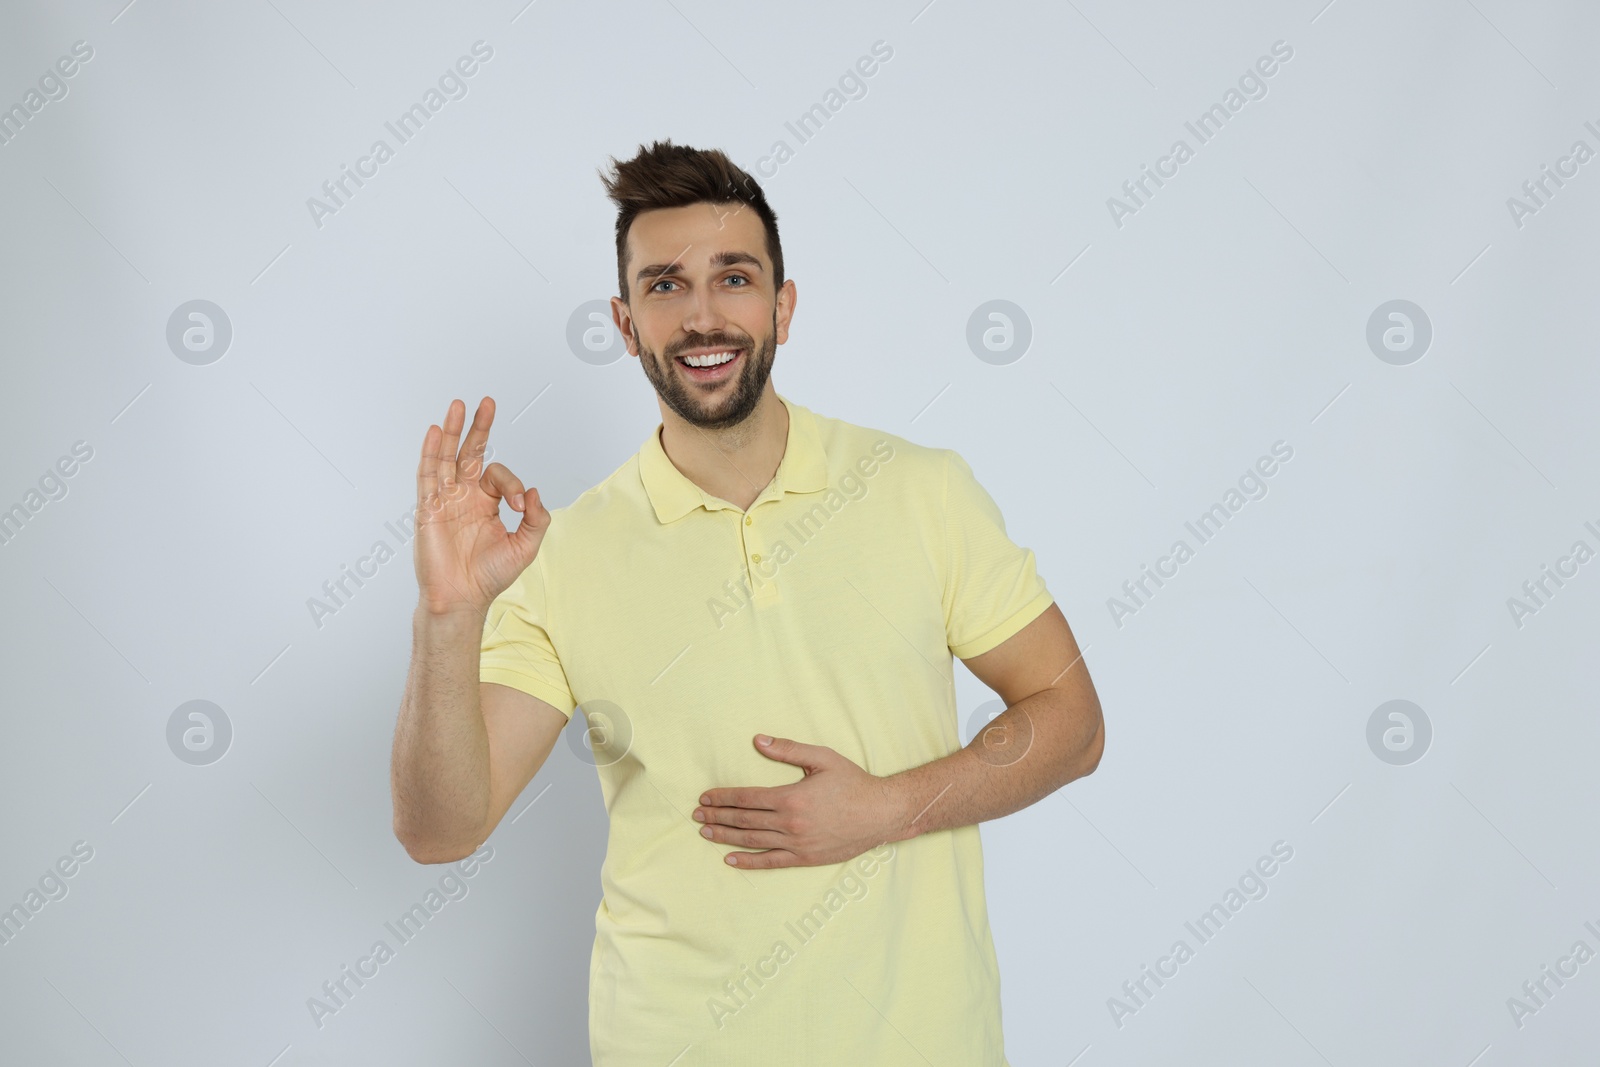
[657,386,788,511]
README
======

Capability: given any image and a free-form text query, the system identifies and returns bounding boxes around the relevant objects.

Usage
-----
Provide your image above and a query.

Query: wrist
[878,773,919,844]
[413,602,487,640]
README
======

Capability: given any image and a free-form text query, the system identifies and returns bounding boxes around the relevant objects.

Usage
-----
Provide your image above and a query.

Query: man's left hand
[694,735,906,869]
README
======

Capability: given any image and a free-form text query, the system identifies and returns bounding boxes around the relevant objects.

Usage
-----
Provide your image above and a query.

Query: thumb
[754,734,834,773]
[512,489,550,547]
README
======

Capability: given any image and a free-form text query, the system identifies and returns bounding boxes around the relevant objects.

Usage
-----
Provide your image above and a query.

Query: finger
[700,824,786,849]
[725,849,794,870]
[699,787,782,811]
[457,396,495,482]
[510,487,550,549]
[479,462,526,510]
[437,398,466,487]
[695,804,775,830]
[752,735,836,772]
[417,423,441,505]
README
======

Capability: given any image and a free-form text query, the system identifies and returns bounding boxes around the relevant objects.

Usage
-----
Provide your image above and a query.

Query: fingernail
[756,735,772,746]
[701,826,713,838]
[511,493,524,509]
[693,809,705,821]
[725,855,738,865]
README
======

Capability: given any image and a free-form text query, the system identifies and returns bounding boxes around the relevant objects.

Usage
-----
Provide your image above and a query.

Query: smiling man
[390,140,1104,1066]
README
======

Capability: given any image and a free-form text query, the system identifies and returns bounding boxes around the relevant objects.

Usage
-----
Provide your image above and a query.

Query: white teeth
[682,349,738,368]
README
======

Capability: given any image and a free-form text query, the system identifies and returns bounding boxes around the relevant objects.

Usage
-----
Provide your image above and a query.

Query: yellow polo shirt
[480,392,1053,1066]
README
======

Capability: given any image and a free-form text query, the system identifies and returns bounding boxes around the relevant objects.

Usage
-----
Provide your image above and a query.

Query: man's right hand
[414,396,549,619]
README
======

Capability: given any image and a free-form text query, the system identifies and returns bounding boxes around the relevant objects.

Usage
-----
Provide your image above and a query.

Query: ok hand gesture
[413,397,548,619]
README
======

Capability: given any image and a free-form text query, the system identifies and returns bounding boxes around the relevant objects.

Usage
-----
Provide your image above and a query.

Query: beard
[636,316,777,431]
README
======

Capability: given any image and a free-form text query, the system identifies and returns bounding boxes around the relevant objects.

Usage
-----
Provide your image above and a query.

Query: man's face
[612,201,795,430]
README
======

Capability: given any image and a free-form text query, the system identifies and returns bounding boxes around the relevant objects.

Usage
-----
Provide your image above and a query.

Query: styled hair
[599,140,783,304]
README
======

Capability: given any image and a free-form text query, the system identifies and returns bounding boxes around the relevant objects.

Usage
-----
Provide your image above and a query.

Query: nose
[679,282,725,338]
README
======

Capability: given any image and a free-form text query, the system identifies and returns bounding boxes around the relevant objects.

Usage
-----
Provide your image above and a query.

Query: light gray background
[2,0,1596,1064]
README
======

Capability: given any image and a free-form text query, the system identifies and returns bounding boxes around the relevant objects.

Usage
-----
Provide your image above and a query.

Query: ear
[611,296,639,357]
[774,278,797,347]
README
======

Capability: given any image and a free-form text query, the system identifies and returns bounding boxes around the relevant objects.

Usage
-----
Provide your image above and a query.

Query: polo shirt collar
[639,393,828,524]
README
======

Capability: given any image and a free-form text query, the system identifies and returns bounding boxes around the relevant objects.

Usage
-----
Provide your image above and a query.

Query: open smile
[673,347,743,383]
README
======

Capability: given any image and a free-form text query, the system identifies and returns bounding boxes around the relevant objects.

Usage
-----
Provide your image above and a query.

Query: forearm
[881,687,1104,842]
[391,606,492,860]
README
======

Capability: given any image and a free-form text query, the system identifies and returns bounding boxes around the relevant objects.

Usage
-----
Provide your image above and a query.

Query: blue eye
[652,274,748,293]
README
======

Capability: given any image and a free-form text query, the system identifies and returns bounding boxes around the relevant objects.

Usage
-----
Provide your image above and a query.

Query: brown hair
[599,140,783,304]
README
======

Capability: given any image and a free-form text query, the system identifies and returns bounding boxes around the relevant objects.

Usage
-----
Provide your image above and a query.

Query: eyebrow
[635,250,764,289]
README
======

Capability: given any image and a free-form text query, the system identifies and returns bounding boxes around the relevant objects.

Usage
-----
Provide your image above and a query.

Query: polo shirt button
[751,553,762,563]
[744,516,752,525]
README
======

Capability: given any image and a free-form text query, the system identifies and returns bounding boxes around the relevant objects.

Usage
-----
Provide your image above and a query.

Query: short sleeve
[941,449,1054,660]
[479,552,577,719]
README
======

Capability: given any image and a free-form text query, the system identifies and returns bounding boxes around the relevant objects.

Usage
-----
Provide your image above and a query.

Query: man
[391,140,1104,1065]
